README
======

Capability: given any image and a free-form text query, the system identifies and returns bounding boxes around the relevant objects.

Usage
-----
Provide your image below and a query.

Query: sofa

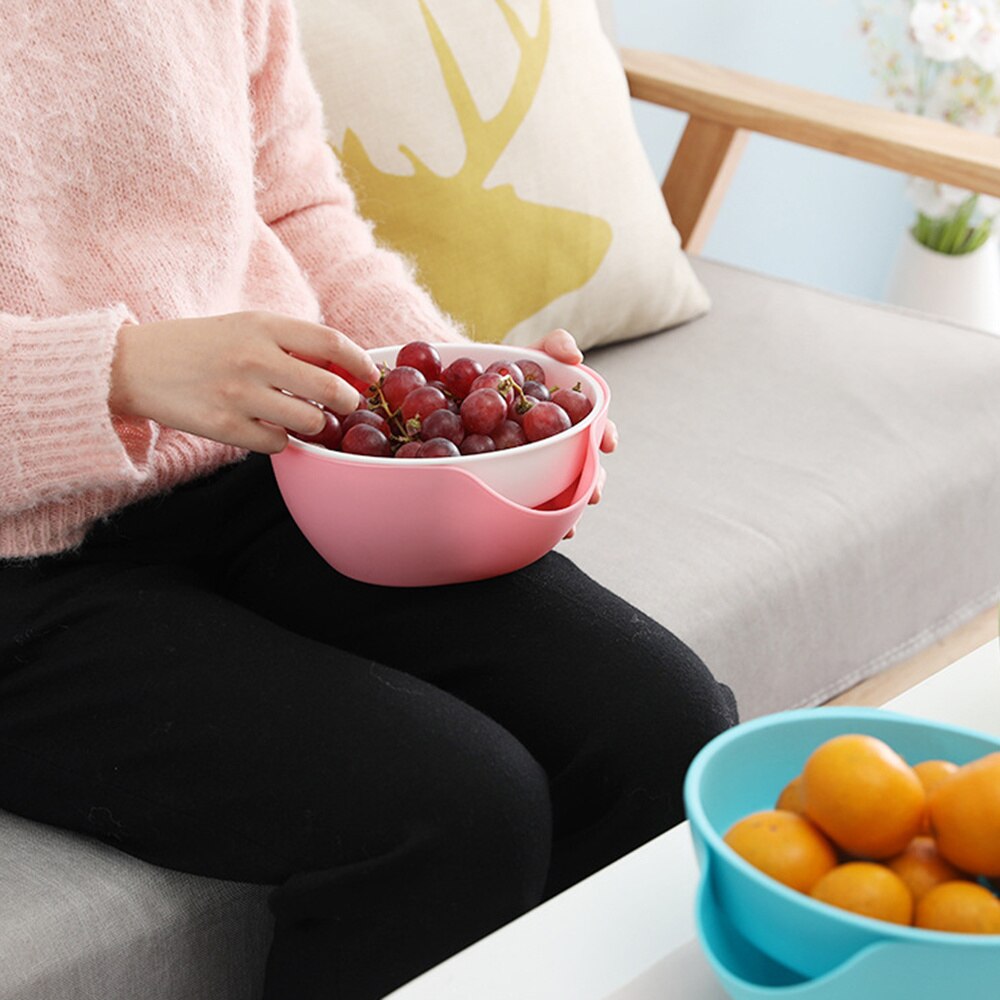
[4,9,1000,1000]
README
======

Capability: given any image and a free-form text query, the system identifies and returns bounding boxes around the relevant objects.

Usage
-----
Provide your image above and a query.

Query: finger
[254,387,334,439]
[265,315,381,387]
[240,420,290,455]
[275,352,363,416]
[600,420,619,454]
[530,328,583,364]
[563,526,576,540]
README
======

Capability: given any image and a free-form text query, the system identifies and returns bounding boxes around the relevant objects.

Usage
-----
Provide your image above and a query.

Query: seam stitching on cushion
[790,583,1000,709]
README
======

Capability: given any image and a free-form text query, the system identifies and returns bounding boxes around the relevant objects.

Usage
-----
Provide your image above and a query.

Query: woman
[0,1,737,996]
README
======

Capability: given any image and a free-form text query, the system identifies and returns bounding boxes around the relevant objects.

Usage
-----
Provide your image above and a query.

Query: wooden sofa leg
[662,118,748,255]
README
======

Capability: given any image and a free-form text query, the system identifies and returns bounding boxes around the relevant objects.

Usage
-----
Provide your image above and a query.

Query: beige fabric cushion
[294,0,709,350]
[0,810,271,999]
[568,258,1000,718]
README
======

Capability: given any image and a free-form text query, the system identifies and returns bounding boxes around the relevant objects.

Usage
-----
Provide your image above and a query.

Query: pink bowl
[270,344,610,587]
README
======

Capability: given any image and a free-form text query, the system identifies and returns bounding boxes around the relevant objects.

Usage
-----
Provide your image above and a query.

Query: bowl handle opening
[696,868,809,992]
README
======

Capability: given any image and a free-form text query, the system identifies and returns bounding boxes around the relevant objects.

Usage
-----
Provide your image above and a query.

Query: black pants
[0,455,737,999]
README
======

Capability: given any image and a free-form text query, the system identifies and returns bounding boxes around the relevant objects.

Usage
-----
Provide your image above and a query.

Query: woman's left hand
[529,328,618,536]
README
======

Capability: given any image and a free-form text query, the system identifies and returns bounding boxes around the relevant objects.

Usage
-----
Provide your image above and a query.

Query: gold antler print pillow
[295,0,710,350]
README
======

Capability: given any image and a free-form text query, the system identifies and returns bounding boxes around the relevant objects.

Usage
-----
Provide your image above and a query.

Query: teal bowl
[696,865,1000,999]
[683,707,1000,988]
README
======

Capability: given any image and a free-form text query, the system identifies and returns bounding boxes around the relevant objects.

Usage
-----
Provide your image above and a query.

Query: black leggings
[0,455,737,999]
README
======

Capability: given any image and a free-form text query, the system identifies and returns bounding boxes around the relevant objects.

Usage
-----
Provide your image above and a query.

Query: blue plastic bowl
[696,866,1000,999]
[683,707,1000,985]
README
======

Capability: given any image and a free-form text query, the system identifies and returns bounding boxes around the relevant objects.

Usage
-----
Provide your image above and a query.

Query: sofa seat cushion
[567,257,1000,719]
[0,810,271,1000]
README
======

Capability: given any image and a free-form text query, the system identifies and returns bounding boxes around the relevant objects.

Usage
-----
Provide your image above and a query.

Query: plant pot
[886,230,1000,335]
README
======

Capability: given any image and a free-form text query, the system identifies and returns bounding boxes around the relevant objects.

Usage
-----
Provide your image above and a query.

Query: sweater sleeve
[0,304,157,517]
[245,0,468,349]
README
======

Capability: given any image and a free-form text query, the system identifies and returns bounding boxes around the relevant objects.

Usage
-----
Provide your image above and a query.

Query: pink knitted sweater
[0,0,467,559]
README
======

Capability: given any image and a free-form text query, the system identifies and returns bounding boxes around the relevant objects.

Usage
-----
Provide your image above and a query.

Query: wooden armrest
[622,49,1000,251]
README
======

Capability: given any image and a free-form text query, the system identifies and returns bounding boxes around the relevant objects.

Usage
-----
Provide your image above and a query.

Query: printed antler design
[336,0,612,342]
[404,0,551,186]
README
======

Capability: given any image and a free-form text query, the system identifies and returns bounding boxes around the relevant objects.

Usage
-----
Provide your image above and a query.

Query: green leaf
[957,217,993,255]
[912,213,939,250]
[938,196,978,255]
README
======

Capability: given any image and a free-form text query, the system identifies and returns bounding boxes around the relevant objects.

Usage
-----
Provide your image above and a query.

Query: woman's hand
[529,327,618,496]
[528,328,618,538]
[109,311,382,454]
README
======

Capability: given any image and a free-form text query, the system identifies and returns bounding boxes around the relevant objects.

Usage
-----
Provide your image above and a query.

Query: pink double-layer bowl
[270,343,610,587]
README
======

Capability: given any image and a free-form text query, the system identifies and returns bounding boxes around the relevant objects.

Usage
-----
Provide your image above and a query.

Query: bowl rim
[684,706,1000,948]
[286,343,609,465]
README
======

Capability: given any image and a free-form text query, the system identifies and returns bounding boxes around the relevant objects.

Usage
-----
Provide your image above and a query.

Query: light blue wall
[613,0,915,303]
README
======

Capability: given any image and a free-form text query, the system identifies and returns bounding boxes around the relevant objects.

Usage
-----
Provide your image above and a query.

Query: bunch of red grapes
[296,341,594,459]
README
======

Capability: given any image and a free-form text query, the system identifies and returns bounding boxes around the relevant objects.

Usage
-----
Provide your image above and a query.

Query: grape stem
[367,368,419,451]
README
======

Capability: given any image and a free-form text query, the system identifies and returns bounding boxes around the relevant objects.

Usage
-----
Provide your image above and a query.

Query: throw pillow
[295,0,710,349]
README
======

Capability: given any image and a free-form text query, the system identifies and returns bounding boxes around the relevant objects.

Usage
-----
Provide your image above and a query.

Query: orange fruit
[886,835,967,901]
[915,880,1000,934]
[914,759,959,795]
[724,809,838,893]
[801,734,926,858]
[929,751,1000,876]
[810,861,913,925]
[913,760,958,832]
[775,775,806,815]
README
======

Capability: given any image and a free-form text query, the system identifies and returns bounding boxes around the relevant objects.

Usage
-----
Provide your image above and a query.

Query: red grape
[486,359,525,387]
[394,441,423,458]
[429,380,461,412]
[460,388,507,435]
[491,419,527,450]
[420,408,465,445]
[523,401,571,442]
[522,380,550,402]
[551,386,593,425]
[417,437,461,458]
[517,359,546,385]
[343,409,391,438]
[400,385,448,425]
[460,434,496,455]
[441,357,483,398]
[508,394,536,425]
[470,372,515,406]
[291,409,343,450]
[396,341,442,381]
[342,424,391,456]
[382,365,426,411]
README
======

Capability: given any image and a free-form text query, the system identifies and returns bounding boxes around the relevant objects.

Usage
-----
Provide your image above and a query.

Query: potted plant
[861,0,1000,331]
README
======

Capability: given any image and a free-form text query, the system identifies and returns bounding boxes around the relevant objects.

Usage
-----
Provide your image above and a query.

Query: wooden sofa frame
[621,49,1000,704]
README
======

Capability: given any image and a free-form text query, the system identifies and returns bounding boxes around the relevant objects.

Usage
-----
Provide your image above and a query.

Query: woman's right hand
[108,311,382,454]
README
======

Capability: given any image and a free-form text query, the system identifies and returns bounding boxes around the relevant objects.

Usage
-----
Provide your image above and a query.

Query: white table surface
[387,639,1000,1000]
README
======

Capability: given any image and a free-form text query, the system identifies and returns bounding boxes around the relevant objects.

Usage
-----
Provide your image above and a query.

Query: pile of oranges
[723,735,1000,933]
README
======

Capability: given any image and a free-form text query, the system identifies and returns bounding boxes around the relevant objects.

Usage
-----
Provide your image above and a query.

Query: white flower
[922,61,1000,128]
[910,1,984,62]
[968,6,1000,70]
